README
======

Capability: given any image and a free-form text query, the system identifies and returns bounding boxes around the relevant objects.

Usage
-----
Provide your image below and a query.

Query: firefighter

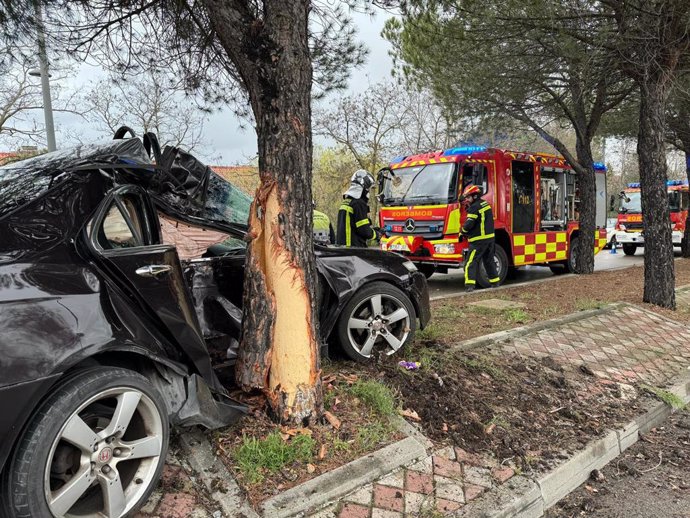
[460,184,500,292]
[336,169,380,247]
[313,201,335,245]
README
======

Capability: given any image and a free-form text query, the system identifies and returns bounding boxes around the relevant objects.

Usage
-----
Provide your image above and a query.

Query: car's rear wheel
[336,282,416,362]
[2,367,168,518]
[623,243,637,256]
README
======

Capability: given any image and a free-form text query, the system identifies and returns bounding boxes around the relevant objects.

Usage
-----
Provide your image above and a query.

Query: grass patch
[575,298,607,311]
[349,379,397,417]
[234,432,315,484]
[459,355,507,381]
[641,384,687,410]
[416,324,441,342]
[505,308,529,324]
[354,422,395,452]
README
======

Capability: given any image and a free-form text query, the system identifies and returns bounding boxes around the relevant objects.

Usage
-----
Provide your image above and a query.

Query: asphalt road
[426,246,649,300]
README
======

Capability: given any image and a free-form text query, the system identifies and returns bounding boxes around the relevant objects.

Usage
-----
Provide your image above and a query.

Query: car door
[88,185,218,386]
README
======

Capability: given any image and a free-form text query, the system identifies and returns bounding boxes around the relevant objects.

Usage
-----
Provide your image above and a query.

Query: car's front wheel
[336,282,416,362]
[2,367,168,518]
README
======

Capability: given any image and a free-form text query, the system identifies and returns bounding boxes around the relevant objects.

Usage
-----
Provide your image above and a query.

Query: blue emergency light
[593,162,606,171]
[442,145,487,156]
[384,225,392,231]
[390,156,407,164]
[627,182,640,188]
[667,179,688,186]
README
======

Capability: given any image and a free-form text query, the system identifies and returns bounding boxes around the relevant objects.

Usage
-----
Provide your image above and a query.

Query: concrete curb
[260,436,427,518]
[177,428,260,518]
[450,303,626,353]
[453,371,690,517]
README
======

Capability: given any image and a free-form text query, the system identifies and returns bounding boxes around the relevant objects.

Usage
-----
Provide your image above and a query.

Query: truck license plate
[389,243,410,252]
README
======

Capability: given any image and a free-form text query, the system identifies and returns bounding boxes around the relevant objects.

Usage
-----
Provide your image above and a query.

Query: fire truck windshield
[620,190,685,213]
[383,163,456,205]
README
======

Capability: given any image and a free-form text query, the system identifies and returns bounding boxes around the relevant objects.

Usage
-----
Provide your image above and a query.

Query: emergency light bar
[593,162,606,171]
[390,156,407,164]
[627,180,689,188]
[443,145,487,156]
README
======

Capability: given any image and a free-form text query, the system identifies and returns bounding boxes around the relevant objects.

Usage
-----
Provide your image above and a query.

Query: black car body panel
[0,136,430,474]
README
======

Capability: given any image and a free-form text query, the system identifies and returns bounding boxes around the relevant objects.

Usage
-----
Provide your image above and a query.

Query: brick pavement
[306,446,515,518]
[503,304,690,386]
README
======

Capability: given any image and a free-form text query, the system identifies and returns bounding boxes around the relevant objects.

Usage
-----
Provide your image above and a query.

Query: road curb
[177,428,260,518]
[453,371,690,517]
[260,436,427,518]
[450,303,625,353]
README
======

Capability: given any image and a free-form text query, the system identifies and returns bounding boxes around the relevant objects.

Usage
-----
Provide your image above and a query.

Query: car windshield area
[620,190,687,213]
[619,192,641,213]
[382,163,457,205]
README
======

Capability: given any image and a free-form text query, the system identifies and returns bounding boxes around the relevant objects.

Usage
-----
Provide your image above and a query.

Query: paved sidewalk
[137,297,690,518]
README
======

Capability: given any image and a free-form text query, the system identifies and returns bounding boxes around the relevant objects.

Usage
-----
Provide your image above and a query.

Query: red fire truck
[377,145,608,285]
[614,180,689,255]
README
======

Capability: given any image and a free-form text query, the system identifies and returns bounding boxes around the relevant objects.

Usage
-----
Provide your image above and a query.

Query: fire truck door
[512,161,535,233]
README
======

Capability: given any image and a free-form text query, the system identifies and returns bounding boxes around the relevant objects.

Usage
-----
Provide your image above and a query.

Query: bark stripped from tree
[202,0,322,423]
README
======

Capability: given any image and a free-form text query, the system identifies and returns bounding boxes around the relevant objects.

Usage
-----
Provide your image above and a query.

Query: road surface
[427,247,653,300]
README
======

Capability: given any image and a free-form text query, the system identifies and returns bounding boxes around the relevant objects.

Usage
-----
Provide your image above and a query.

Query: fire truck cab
[378,145,608,285]
[615,180,689,255]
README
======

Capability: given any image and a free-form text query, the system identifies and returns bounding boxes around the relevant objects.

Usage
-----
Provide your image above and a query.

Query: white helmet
[344,169,375,199]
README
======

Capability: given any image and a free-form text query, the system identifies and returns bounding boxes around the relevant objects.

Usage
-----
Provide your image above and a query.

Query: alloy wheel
[44,387,164,518]
[346,293,411,357]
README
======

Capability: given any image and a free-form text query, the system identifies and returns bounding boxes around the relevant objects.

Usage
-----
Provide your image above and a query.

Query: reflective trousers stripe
[464,248,477,285]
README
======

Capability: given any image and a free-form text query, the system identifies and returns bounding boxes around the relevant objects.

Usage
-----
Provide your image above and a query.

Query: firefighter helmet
[344,169,375,199]
[461,184,483,200]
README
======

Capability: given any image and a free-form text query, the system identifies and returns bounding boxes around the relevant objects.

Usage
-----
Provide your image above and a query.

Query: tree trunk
[681,149,690,257]
[574,139,596,274]
[638,81,676,309]
[206,0,322,424]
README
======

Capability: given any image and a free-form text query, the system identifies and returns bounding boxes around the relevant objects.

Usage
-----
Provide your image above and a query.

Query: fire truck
[377,145,608,286]
[614,180,689,255]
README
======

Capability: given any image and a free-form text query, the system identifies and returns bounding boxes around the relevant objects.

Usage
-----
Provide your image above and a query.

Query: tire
[549,264,568,275]
[565,235,579,273]
[623,243,637,256]
[336,281,417,362]
[2,367,169,518]
[477,245,509,288]
[417,264,436,279]
[506,266,520,280]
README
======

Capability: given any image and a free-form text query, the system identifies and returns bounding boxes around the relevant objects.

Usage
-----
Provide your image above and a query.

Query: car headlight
[434,243,456,254]
[619,224,626,231]
[402,261,418,272]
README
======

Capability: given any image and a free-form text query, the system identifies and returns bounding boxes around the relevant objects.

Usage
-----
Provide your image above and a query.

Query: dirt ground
[546,411,690,518]
[359,348,649,475]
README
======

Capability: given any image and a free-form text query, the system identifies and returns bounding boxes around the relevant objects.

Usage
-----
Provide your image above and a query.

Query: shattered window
[101,204,140,249]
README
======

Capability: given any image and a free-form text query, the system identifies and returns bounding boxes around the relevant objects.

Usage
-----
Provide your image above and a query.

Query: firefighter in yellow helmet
[460,184,499,292]
[336,170,381,247]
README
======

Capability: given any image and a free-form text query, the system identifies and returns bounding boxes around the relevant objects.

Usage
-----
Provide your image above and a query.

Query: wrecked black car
[0,130,430,518]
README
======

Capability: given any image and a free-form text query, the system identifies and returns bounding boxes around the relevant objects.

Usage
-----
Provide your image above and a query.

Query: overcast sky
[18,9,396,165]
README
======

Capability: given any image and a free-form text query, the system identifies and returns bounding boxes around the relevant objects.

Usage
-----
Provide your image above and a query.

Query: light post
[30,1,56,152]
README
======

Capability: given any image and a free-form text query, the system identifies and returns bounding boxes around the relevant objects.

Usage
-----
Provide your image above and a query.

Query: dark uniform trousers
[462,199,500,286]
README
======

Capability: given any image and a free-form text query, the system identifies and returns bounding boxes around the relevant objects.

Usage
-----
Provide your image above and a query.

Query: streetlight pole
[34,1,56,152]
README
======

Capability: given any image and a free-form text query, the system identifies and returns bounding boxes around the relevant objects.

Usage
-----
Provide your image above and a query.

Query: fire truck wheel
[622,244,637,256]
[566,235,579,273]
[336,282,416,362]
[417,264,436,279]
[477,245,509,288]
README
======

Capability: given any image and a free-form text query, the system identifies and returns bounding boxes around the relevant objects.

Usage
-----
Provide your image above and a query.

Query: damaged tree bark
[203,0,321,423]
